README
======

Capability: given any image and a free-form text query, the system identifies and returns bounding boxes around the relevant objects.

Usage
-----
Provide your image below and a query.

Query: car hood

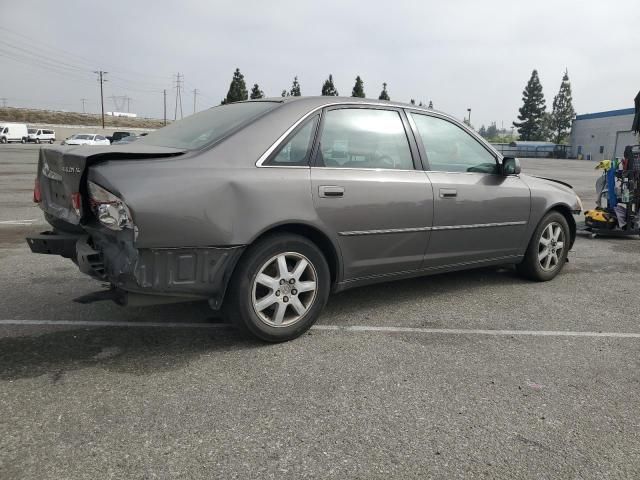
[520,173,574,194]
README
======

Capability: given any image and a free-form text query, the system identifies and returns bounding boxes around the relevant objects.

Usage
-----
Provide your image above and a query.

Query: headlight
[88,181,134,231]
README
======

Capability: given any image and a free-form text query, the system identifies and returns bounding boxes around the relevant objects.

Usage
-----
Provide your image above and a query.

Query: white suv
[27,128,56,144]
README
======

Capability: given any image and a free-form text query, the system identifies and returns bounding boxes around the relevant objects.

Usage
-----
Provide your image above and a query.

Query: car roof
[243,95,456,121]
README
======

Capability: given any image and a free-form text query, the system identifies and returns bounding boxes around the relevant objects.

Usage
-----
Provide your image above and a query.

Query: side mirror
[502,156,521,175]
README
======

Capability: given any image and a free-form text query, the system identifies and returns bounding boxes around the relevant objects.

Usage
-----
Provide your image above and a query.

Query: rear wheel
[49,139,54,144]
[517,211,569,281]
[224,233,330,342]
[21,137,26,144]
[36,138,41,144]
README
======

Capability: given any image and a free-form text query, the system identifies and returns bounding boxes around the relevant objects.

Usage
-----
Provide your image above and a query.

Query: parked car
[0,122,28,143]
[27,128,56,144]
[26,97,582,342]
[62,134,110,146]
[106,131,133,143]
[112,133,138,144]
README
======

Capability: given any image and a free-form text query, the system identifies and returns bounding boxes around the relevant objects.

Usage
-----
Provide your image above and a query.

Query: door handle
[319,185,345,198]
[439,188,457,198]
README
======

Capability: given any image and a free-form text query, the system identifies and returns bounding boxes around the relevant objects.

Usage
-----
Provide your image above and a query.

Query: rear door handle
[319,185,345,198]
[439,188,457,198]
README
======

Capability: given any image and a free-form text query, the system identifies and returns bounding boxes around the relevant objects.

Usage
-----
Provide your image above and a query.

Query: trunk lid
[37,145,185,225]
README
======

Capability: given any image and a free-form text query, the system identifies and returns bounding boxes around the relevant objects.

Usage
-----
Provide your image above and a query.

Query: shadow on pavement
[0,325,268,382]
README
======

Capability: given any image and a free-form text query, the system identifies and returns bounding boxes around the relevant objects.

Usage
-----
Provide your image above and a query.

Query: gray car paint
[29,96,581,305]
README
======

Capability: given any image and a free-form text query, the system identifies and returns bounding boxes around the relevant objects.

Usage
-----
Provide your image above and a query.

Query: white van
[27,128,56,144]
[0,123,29,144]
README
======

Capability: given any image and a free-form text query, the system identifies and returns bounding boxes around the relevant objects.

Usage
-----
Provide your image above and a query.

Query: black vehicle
[106,131,133,143]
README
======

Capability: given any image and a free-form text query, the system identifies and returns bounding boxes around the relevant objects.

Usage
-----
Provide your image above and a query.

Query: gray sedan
[27,97,582,342]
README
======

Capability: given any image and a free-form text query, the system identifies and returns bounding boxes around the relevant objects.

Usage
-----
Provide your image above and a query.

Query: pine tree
[378,82,390,101]
[222,68,248,104]
[418,101,423,107]
[513,69,546,141]
[290,76,301,97]
[479,125,487,137]
[549,69,575,144]
[351,76,365,98]
[250,83,264,100]
[321,74,339,96]
[410,99,415,105]
[486,123,498,139]
[281,89,288,97]
[428,100,433,109]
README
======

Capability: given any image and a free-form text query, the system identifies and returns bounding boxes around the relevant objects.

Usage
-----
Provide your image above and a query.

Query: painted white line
[313,325,640,338]
[0,219,37,225]
[1,319,640,339]
[0,319,228,329]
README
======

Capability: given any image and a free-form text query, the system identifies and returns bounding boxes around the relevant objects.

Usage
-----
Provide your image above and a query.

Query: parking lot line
[2,319,640,338]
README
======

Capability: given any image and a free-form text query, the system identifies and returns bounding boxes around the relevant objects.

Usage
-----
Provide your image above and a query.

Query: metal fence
[491,143,570,159]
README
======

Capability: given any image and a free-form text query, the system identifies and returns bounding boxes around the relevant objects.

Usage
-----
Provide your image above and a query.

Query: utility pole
[192,88,199,114]
[125,95,132,113]
[467,108,472,125]
[163,89,167,126]
[80,98,87,113]
[174,73,183,120]
[94,70,108,128]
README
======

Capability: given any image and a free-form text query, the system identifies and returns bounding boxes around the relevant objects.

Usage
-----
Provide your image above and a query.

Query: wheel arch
[547,203,576,249]
[247,222,342,285]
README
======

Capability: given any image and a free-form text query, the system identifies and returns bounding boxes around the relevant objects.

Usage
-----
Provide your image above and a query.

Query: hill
[0,107,166,128]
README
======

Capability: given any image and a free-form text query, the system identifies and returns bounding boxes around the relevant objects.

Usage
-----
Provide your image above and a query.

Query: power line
[174,73,183,120]
[193,88,199,114]
[80,98,88,113]
[94,70,108,129]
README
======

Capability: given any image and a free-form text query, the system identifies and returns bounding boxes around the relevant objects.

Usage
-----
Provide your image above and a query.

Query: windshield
[136,101,279,150]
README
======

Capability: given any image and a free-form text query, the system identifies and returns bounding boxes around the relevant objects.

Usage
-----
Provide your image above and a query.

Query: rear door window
[411,113,498,174]
[316,108,414,170]
[264,116,319,166]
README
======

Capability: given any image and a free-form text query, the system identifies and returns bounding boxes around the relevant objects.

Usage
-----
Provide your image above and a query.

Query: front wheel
[36,138,41,144]
[224,233,330,342]
[517,211,570,281]
[0,137,6,144]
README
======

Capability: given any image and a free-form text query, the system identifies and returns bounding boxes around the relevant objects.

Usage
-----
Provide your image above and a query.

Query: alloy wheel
[538,221,565,271]
[251,252,318,327]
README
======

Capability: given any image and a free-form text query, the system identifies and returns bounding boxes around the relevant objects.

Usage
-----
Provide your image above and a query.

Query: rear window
[136,101,279,150]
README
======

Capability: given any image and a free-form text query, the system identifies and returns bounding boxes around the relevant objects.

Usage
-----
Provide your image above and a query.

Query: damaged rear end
[26,145,243,308]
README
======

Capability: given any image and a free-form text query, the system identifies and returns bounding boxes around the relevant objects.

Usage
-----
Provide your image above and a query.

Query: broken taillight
[33,178,41,203]
[71,192,82,216]
[88,181,134,231]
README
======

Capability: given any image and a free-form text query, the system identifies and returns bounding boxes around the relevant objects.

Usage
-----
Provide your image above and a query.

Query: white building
[570,108,636,160]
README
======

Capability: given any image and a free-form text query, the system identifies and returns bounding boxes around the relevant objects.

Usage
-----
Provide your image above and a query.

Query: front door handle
[319,185,345,198]
[439,188,457,198]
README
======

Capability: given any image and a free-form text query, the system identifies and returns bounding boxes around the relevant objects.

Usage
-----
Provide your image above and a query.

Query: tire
[224,233,330,342]
[49,139,54,144]
[21,137,26,144]
[36,138,41,144]
[0,137,6,144]
[517,211,570,281]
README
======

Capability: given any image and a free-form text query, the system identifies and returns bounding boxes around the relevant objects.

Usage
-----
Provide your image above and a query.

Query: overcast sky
[1,0,638,128]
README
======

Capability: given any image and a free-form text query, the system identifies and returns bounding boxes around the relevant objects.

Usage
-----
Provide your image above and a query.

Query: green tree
[478,125,487,137]
[221,68,248,104]
[428,100,433,109]
[281,89,288,97]
[351,75,365,98]
[549,69,575,144]
[290,76,301,96]
[321,74,339,96]
[513,69,546,140]
[410,99,415,105]
[378,82,390,100]
[250,83,264,100]
[486,122,498,139]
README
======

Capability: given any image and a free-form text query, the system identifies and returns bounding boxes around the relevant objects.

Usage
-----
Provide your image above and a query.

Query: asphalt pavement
[1,144,640,479]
